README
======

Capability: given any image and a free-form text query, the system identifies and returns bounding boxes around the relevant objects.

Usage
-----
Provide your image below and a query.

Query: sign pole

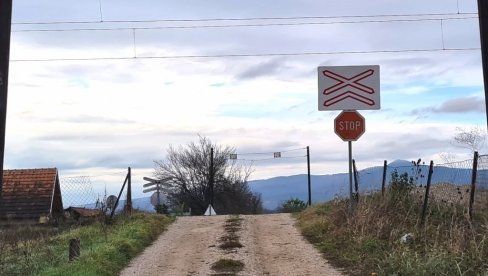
[0,0,13,218]
[348,141,353,211]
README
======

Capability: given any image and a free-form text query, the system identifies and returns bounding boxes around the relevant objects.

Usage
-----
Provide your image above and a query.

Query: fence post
[352,159,359,203]
[125,167,132,214]
[69,238,80,262]
[469,151,479,220]
[420,160,434,226]
[110,173,129,219]
[381,160,387,197]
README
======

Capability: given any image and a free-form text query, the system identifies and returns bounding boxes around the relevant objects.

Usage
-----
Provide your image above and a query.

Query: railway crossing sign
[318,65,380,111]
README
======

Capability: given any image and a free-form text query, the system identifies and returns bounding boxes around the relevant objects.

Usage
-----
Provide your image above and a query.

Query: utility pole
[209,147,214,207]
[0,0,13,214]
[306,146,311,206]
[478,0,488,130]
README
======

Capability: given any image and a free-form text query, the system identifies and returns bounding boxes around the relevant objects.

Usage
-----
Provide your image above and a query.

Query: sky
[4,0,487,202]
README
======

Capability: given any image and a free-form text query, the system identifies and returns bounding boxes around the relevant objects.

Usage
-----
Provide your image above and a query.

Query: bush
[280,198,307,213]
[154,204,169,214]
[389,169,414,195]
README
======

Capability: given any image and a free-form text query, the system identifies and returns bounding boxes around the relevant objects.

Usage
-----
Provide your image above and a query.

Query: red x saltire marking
[322,69,376,107]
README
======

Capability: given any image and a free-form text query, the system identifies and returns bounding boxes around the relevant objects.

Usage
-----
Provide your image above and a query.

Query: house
[0,168,63,222]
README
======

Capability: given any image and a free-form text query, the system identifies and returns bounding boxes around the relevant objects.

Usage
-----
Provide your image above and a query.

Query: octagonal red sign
[334,110,365,141]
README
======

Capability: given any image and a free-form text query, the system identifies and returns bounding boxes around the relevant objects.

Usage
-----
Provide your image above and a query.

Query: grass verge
[296,190,488,275]
[0,213,173,276]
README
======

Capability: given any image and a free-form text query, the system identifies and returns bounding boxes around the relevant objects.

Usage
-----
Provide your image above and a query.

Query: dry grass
[297,186,488,275]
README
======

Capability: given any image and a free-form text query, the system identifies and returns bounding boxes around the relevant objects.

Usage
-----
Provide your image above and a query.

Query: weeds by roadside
[296,188,488,275]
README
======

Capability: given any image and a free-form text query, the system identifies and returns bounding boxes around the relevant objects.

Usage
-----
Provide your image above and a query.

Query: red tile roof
[0,168,63,220]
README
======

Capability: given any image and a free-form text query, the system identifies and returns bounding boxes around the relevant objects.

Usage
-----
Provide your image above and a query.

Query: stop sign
[334,110,365,141]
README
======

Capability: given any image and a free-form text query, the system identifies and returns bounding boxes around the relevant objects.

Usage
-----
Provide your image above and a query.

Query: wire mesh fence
[60,176,98,208]
[354,153,486,222]
[60,170,130,211]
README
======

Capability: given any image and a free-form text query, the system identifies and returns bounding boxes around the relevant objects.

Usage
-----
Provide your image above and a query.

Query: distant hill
[78,160,484,212]
[249,159,480,210]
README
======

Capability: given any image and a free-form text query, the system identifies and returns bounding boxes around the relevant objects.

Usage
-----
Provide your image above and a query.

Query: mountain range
[83,159,483,212]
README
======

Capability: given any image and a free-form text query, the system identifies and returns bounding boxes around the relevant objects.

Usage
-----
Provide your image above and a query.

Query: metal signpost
[334,111,365,208]
[143,177,171,206]
[318,65,380,210]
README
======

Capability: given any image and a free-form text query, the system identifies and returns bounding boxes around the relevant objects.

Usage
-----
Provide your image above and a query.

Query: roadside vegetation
[0,213,173,276]
[279,198,307,213]
[296,172,488,275]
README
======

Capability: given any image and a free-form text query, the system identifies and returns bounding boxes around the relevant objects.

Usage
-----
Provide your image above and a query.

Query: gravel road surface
[120,213,343,276]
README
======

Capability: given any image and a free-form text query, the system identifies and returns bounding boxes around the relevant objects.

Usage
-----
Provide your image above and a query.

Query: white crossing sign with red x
[318,65,380,110]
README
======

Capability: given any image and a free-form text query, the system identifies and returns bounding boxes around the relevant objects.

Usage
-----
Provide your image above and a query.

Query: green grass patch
[211,259,244,274]
[0,213,173,276]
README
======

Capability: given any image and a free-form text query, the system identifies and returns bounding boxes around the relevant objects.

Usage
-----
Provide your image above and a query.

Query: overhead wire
[11,16,478,33]
[11,12,477,25]
[9,48,481,63]
[234,156,308,162]
[235,147,307,156]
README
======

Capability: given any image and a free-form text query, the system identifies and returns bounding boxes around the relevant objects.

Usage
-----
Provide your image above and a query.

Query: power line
[11,16,478,33]
[9,48,481,63]
[235,156,307,162]
[235,147,307,156]
[11,12,477,26]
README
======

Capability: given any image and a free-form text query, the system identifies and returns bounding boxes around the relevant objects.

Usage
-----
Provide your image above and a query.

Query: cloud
[412,96,486,114]
[236,58,286,80]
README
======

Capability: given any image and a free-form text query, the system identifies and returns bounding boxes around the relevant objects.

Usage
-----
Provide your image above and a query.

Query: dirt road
[120,213,343,276]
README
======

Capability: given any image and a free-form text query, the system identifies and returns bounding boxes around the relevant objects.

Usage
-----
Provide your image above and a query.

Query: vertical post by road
[478,0,488,129]
[0,0,13,216]
[420,160,434,226]
[126,167,132,213]
[348,141,353,211]
[210,147,214,207]
[306,146,311,206]
[352,159,359,203]
[381,160,387,197]
[469,151,479,220]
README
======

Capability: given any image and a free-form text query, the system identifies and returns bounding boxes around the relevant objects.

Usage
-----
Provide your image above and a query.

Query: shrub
[280,198,307,213]
[154,204,169,214]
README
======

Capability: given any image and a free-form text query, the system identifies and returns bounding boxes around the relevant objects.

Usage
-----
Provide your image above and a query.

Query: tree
[452,126,486,154]
[153,136,262,215]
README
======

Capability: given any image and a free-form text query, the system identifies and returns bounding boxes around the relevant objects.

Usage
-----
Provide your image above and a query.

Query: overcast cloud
[4,0,487,199]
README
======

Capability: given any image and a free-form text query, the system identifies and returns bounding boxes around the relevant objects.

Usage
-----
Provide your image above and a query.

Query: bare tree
[452,126,487,154]
[153,136,261,215]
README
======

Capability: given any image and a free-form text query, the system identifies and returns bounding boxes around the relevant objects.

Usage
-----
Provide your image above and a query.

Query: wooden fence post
[352,159,359,203]
[420,161,434,226]
[69,238,80,261]
[381,160,387,197]
[469,151,479,220]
